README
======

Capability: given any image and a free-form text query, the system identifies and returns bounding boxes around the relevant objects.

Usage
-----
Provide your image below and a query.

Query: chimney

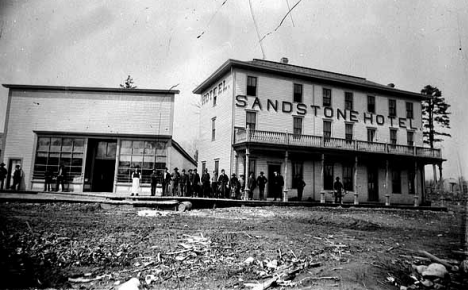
[280,57,289,64]
[387,83,395,88]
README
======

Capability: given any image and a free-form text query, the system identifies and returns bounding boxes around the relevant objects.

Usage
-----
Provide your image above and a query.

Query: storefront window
[117,140,167,184]
[33,136,84,180]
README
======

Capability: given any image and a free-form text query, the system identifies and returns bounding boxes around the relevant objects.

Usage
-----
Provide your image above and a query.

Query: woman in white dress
[131,166,141,196]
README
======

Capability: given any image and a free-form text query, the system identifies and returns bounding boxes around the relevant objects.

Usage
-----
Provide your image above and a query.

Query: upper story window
[323,120,332,141]
[323,88,332,107]
[406,102,413,119]
[345,123,353,143]
[389,99,397,117]
[407,131,414,147]
[246,111,257,131]
[367,95,375,113]
[293,83,303,103]
[247,76,257,96]
[390,128,397,146]
[211,117,216,141]
[367,128,376,142]
[293,116,303,136]
[345,92,353,110]
[213,88,217,107]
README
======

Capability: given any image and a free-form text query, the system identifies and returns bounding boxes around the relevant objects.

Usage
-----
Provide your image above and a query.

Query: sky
[0,0,467,180]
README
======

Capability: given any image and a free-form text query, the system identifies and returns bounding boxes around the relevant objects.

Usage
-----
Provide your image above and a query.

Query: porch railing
[233,128,442,159]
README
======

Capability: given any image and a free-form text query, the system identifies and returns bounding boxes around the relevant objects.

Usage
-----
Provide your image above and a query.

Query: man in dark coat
[217,169,229,198]
[333,177,344,204]
[171,168,180,196]
[55,164,66,192]
[201,169,211,198]
[229,173,239,199]
[256,171,268,201]
[11,164,24,191]
[295,174,306,201]
[273,171,284,201]
[162,168,171,196]
[150,169,158,196]
[0,163,8,191]
[192,169,201,197]
[211,170,218,198]
[247,172,256,200]
[179,169,188,196]
[187,169,193,196]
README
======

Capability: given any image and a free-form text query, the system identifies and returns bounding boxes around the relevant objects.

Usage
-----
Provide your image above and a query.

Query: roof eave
[2,84,180,95]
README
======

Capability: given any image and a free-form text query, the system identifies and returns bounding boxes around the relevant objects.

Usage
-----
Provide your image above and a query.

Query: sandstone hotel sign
[235,95,418,129]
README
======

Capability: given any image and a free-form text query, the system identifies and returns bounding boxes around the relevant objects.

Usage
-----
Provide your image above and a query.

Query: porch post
[320,154,325,203]
[438,163,443,183]
[414,161,420,207]
[283,150,289,202]
[244,148,250,201]
[353,156,359,205]
[385,160,390,206]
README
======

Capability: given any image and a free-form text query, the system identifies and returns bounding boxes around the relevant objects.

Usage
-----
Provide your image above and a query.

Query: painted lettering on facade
[235,95,418,129]
[201,79,228,105]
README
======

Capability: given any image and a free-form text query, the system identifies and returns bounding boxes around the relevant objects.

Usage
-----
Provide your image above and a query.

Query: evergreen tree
[120,75,137,89]
[421,85,451,148]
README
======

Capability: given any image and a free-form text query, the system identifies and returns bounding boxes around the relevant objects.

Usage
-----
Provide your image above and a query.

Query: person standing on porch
[131,166,141,196]
[217,169,229,198]
[247,172,256,200]
[0,163,8,191]
[179,169,188,196]
[44,168,53,192]
[192,168,201,197]
[295,174,306,201]
[273,171,284,201]
[229,173,239,199]
[55,164,66,192]
[11,164,24,191]
[171,167,180,196]
[211,170,218,198]
[187,169,193,196]
[333,177,344,204]
[163,167,171,196]
[256,171,268,201]
[150,169,158,196]
[201,168,211,197]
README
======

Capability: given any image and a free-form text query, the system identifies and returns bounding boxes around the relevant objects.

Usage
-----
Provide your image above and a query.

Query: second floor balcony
[233,128,442,160]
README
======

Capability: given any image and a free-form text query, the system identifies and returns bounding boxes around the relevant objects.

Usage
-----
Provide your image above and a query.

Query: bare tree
[120,75,137,89]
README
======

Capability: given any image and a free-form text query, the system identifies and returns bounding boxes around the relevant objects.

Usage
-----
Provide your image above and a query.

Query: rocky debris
[422,263,448,279]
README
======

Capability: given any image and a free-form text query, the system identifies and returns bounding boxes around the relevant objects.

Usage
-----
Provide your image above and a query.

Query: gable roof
[193,58,425,100]
[3,84,179,95]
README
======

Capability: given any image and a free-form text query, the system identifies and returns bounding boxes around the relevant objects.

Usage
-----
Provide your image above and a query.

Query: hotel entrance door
[84,140,117,192]
[367,166,379,201]
[267,164,281,198]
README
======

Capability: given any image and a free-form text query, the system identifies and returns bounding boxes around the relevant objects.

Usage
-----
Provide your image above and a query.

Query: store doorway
[85,139,117,192]
[267,164,281,198]
[367,166,379,201]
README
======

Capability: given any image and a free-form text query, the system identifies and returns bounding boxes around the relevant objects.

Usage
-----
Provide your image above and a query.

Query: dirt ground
[0,202,466,290]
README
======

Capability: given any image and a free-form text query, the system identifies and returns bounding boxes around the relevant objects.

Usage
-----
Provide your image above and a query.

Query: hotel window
[345,123,353,143]
[213,88,217,107]
[367,128,376,142]
[246,111,257,131]
[33,137,85,180]
[389,99,397,117]
[390,129,397,146]
[345,92,353,110]
[247,76,257,96]
[323,88,332,107]
[408,169,415,194]
[406,102,413,119]
[212,117,216,141]
[293,117,303,136]
[214,160,219,176]
[342,164,353,191]
[407,131,414,147]
[292,161,303,189]
[118,140,167,183]
[324,162,334,190]
[367,95,376,113]
[392,169,401,193]
[323,120,332,141]
[293,83,303,103]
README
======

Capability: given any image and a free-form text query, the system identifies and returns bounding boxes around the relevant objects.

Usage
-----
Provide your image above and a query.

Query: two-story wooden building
[1,84,196,193]
[193,58,444,205]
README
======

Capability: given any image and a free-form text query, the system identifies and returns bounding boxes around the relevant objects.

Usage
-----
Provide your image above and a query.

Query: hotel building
[193,58,443,205]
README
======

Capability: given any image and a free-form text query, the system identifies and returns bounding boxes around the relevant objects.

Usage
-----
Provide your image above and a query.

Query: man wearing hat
[0,163,7,191]
[201,168,211,198]
[11,164,24,191]
[256,171,268,201]
[179,169,188,196]
[191,168,200,197]
[171,167,180,196]
[162,167,171,196]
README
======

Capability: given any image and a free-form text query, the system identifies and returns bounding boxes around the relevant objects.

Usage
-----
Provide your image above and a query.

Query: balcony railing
[233,128,442,159]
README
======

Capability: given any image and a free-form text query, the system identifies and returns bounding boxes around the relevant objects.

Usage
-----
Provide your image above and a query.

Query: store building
[193,58,444,205]
[1,84,196,193]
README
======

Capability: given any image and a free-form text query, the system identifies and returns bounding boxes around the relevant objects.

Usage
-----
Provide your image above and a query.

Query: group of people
[0,163,26,192]
[129,166,289,200]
